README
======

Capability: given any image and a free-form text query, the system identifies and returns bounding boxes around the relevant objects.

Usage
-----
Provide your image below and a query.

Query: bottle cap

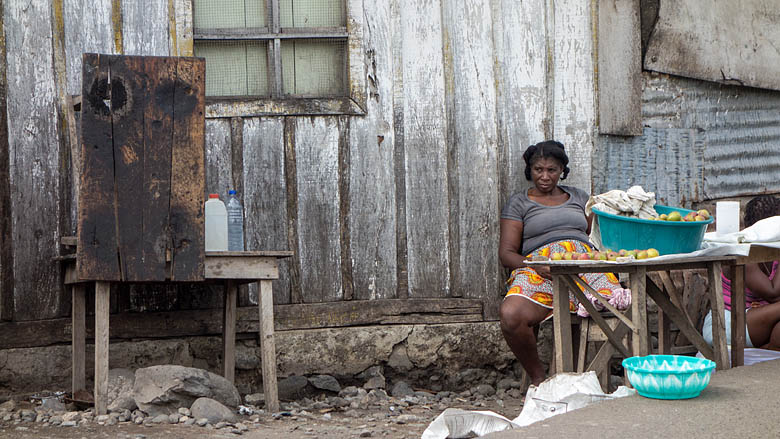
[209,194,219,199]
[229,190,237,195]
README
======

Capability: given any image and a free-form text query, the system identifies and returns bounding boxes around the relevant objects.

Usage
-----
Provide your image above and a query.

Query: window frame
[188,0,366,117]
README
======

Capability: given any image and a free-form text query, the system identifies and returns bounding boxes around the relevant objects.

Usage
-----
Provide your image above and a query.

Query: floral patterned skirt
[505,239,622,321]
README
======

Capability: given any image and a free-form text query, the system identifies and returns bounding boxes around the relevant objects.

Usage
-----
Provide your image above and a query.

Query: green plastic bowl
[622,355,716,400]
[593,204,713,255]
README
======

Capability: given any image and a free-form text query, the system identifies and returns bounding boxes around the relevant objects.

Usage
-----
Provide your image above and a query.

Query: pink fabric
[722,261,778,311]
[576,287,632,318]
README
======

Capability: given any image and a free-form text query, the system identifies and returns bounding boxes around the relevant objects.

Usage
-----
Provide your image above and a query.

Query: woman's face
[530,157,563,193]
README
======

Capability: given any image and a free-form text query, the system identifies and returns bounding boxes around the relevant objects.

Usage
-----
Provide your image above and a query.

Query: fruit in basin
[647,248,660,258]
[697,209,711,219]
[667,211,682,221]
[694,215,707,221]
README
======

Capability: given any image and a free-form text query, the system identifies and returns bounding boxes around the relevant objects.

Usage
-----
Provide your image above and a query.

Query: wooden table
[536,255,736,375]
[63,250,292,415]
[730,245,780,367]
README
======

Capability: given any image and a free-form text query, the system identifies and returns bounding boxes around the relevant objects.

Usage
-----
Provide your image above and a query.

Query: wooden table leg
[657,308,671,355]
[94,281,110,415]
[72,284,86,393]
[259,280,279,412]
[630,267,648,356]
[731,264,746,367]
[552,274,573,373]
[707,261,730,369]
[223,280,237,384]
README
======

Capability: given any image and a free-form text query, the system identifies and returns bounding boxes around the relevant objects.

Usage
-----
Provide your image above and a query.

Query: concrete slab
[485,359,780,438]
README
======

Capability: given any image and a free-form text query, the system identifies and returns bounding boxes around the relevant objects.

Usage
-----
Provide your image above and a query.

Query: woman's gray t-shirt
[501,185,591,255]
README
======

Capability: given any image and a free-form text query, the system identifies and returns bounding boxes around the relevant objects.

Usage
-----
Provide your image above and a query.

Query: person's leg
[763,322,780,351]
[499,296,551,386]
[745,301,780,348]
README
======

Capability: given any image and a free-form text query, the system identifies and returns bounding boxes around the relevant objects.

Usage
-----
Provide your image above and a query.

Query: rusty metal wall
[594,72,780,207]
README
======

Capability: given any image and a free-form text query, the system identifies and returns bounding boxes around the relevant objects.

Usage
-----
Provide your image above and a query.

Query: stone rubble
[0,366,529,436]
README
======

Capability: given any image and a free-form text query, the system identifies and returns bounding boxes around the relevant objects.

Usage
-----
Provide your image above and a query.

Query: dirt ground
[0,395,525,439]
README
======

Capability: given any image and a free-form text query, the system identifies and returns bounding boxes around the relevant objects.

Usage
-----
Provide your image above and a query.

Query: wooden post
[94,281,110,415]
[259,280,280,412]
[71,284,86,393]
[552,274,573,373]
[629,267,648,356]
[708,261,730,369]
[731,264,746,367]
[223,280,237,383]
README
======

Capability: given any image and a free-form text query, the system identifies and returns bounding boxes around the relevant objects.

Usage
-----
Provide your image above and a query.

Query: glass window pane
[194,0,267,29]
[280,0,346,28]
[281,39,346,96]
[195,41,269,96]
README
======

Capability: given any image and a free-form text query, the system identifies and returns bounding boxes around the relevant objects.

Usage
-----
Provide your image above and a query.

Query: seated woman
[703,195,780,350]
[498,140,622,386]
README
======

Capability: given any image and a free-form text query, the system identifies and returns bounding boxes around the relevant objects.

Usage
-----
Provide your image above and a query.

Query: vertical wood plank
[442,0,500,313]
[5,0,66,318]
[108,55,148,281]
[401,0,450,298]
[707,261,730,369]
[243,118,291,305]
[259,280,279,412]
[141,56,176,280]
[122,0,170,55]
[170,58,206,281]
[552,0,595,191]
[63,0,115,95]
[347,0,398,300]
[552,274,573,373]
[732,264,746,367]
[390,0,409,298]
[630,266,648,356]
[597,0,642,135]
[71,284,86,392]
[222,280,237,383]
[294,117,343,302]
[78,54,120,281]
[172,0,194,56]
[283,119,303,303]
[0,4,13,321]
[94,281,110,415]
[205,118,233,197]
[491,0,548,200]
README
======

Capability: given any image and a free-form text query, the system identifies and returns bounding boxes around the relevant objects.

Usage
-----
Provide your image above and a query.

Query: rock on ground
[133,365,240,416]
[190,397,238,424]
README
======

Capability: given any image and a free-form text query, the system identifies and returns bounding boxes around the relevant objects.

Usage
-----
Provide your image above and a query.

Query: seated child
[703,195,780,350]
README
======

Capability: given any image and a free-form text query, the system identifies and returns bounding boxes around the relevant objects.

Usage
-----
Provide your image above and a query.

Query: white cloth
[585,185,657,219]
[703,216,780,244]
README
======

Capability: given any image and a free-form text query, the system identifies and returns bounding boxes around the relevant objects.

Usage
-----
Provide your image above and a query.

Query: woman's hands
[533,264,552,280]
[745,262,780,303]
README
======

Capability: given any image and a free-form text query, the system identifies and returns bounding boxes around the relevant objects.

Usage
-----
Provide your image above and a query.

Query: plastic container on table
[622,354,716,400]
[593,204,714,255]
[226,190,244,251]
[204,194,228,251]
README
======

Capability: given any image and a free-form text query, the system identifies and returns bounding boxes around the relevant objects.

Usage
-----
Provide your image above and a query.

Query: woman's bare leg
[760,320,780,351]
[746,301,780,348]
[499,296,551,386]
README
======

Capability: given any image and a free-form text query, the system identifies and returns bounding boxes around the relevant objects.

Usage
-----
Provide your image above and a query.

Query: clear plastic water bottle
[226,190,244,251]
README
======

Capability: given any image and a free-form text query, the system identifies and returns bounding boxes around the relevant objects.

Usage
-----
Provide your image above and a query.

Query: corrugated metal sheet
[595,73,780,207]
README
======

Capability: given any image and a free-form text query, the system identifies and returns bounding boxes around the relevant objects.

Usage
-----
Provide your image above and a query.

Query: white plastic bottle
[226,189,244,251]
[204,194,228,251]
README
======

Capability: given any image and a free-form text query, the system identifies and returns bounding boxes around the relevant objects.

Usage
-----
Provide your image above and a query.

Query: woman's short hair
[744,194,780,227]
[522,140,570,181]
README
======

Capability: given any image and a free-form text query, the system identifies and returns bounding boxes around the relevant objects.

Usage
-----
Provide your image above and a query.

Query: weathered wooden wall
[2,0,778,333]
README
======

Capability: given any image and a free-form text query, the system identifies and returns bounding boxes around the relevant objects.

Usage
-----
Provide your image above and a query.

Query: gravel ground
[0,385,527,439]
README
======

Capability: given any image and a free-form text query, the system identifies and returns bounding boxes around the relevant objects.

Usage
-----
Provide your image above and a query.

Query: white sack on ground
[421,372,636,439]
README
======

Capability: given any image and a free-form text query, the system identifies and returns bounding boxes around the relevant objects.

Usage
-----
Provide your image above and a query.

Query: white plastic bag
[421,372,636,439]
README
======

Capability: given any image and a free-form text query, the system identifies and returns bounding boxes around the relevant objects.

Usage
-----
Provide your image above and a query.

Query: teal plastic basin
[593,204,714,255]
[622,355,715,400]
